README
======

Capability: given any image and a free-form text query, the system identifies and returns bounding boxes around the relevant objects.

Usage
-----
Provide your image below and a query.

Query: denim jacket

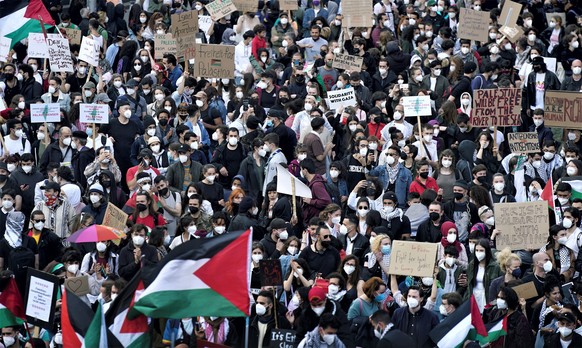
[369,164,412,208]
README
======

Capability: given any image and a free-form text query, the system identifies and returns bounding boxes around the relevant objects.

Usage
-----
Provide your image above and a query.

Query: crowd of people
[0,0,582,347]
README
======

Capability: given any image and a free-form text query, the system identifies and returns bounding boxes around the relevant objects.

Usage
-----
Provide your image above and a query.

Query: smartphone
[242,98,250,111]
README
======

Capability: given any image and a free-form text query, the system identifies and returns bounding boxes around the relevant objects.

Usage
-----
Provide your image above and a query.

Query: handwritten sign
[270,329,297,348]
[332,52,363,71]
[79,36,99,66]
[499,25,524,43]
[47,35,74,73]
[176,35,197,60]
[389,241,438,277]
[402,96,432,116]
[205,0,237,20]
[102,203,128,231]
[511,282,538,300]
[194,44,235,79]
[499,1,522,28]
[232,0,258,13]
[472,88,521,127]
[64,276,90,296]
[259,259,283,287]
[155,33,177,58]
[326,87,357,110]
[494,201,549,251]
[25,269,58,330]
[30,103,61,123]
[28,33,49,58]
[341,0,374,28]
[63,28,82,45]
[279,0,298,11]
[508,132,539,154]
[544,91,582,130]
[458,8,490,42]
[171,11,198,38]
[198,16,213,36]
[0,37,12,62]
[80,104,109,124]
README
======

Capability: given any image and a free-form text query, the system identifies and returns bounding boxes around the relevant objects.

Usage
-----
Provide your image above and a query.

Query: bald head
[572,60,582,75]
[532,252,546,264]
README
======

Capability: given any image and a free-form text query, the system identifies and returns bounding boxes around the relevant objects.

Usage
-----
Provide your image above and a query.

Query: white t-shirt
[4,136,30,156]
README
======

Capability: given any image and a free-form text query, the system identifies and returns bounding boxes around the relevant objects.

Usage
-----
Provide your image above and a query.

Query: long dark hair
[131,191,158,222]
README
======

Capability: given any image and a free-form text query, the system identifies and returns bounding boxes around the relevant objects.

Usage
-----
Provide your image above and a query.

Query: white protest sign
[0,37,11,62]
[276,164,312,199]
[402,96,432,116]
[30,103,61,123]
[47,35,74,72]
[326,87,357,110]
[28,33,49,58]
[25,274,55,322]
[79,36,98,66]
[80,104,109,124]
[198,15,213,36]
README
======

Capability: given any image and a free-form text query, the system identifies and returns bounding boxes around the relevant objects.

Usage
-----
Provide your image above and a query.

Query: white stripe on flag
[436,315,472,348]
[0,7,28,36]
[139,259,210,297]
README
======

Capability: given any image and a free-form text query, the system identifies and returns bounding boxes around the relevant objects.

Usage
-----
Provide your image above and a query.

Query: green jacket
[462,260,502,303]
[166,160,203,193]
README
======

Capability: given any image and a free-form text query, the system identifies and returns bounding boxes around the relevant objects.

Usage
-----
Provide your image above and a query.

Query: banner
[499,25,524,43]
[30,103,61,123]
[544,91,582,129]
[326,87,357,110]
[494,201,549,250]
[205,0,237,20]
[25,269,59,330]
[47,35,74,73]
[154,33,176,58]
[270,330,297,348]
[332,52,363,71]
[79,36,99,66]
[193,44,235,79]
[388,241,438,277]
[0,37,12,62]
[79,104,109,124]
[171,11,198,38]
[508,132,539,154]
[102,203,128,231]
[472,88,522,127]
[341,0,374,28]
[402,96,432,116]
[458,9,490,42]
[63,28,82,45]
[27,33,49,58]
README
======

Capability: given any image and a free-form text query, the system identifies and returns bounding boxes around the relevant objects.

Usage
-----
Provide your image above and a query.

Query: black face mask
[0,174,7,182]
[366,187,375,196]
[477,176,487,184]
[532,65,542,73]
[454,192,464,201]
[4,73,14,80]
[101,180,111,188]
[374,116,381,124]
[136,203,148,212]
[419,172,429,179]
[158,187,169,197]
[189,206,199,214]
[320,50,327,56]
[159,119,168,126]
[279,97,289,104]
[295,76,305,84]
[321,240,331,248]
[353,48,360,54]
[429,212,440,221]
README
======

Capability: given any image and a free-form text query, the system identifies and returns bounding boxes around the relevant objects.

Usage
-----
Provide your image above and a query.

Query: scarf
[367,252,391,284]
[5,211,24,248]
[440,221,462,253]
[387,163,400,184]
[203,317,226,344]
[539,299,562,330]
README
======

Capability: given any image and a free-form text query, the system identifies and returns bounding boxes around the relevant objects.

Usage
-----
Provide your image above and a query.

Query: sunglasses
[358,206,369,210]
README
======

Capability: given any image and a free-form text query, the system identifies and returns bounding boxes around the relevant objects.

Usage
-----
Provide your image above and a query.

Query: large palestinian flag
[430,296,488,347]
[61,289,94,348]
[562,176,582,200]
[132,230,252,318]
[0,0,55,48]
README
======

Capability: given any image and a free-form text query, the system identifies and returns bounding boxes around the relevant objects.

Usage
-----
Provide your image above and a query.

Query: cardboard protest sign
[279,0,298,11]
[205,0,237,20]
[499,25,524,43]
[332,52,363,71]
[494,201,549,250]
[171,11,198,38]
[25,269,59,330]
[276,164,312,198]
[155,33,177,57]
[176,35,197,60]
[79,36,99,66]
[102,203,129,231]
[30,104,61,123]
[193,44,235,78]
[388,241,438,277]
[47,35,74,73]
[232,0,258,13]
[64,276,90,296]
[259,259,283,287]
[472,88,521,127]
[80,104,109,124]
[458,9,490,42]
[402,96,432,116]
[508,132,539,154]
[63,28,82,45]
[270,330,297,348]
[511,282,538,300]
[341,0,374,28]
[0,37,11,62]
[326,87,357,110]
[28,33,49,58]
[499,1,523,27]
[544,91,582,129]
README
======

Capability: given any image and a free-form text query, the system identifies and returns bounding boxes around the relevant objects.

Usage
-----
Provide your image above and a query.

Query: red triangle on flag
[24,0,56,26]
[120,280,148,334]
[541,176,555,211]
[194,230,251,315]
[61,290,82,348]
[470,295,488,338]
[0,278,25,318]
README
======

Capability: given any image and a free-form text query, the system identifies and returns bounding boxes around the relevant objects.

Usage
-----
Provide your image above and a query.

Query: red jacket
[251,36,266,60]
[409,176,439,195]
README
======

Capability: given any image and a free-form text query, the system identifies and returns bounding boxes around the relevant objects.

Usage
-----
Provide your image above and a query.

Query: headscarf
[221,28,237,46]
[5,211,25,248]
[440,221,462,253]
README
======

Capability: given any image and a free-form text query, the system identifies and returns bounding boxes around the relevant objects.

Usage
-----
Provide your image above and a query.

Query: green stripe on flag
[4,20,46,49]
[0,305,23,327]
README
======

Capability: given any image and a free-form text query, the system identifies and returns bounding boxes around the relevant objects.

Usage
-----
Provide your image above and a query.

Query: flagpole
[244,316,249,348]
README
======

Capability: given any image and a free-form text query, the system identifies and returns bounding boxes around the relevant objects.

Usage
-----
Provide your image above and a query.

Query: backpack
[9,246,35,281]
[324,181,341,205]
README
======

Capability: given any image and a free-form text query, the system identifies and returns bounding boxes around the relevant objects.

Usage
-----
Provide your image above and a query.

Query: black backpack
[9,246,35,280]
[324,181,341,205]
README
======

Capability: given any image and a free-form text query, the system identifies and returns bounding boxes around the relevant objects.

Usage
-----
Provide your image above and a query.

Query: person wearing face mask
[523,57,561,120]
[4,119,30,156]
[339,214,370,263]
[486,287,535,347]
[543,311,582,346]
[68,130,95,189]
[80,183,108,224]
[437,221,468,269]
[40,76,71,113]
[118,224,159,280]
[436,246,463,295]
[0,190,18,241]
[130,190,167,230]
[105,30,129,68]
[1,325,25,348]
[283,258,314,304]
[380,192,412,240]
[540,224,576,282]
[121,79,148,120]
[369,309,414,346]
[130,116,159,166]
[228,196,259,233]
[529,109,555,150]
[461,239,502,310]
[260,218,290,258]
[271,13,294,56]
[489,249,523,304]
[421,60,450,111]
[80,235,118,279]
[169,215,200,250]
[561,59,582,92]
[555,183,573,223]
[347,276,388,321]
[17,64,42,105]
[391,285,439,348]
[299,159,332,226]
[249,290,291,348]
[410,159,439,195]
[125,149,161,195]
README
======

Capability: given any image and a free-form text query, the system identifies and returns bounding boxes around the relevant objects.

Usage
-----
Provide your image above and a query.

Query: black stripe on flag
[0,0,27,18]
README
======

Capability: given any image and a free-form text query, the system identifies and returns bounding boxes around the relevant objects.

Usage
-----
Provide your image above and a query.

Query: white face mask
[331,216,341,225]
[312,305,325,316]
[142,184,151,191]
[407,297,419,308]
[67,264,79,274]
[441,159,452,168]
[447,233,456,243]
[90,194,101,204]
[287,246,298,255]
[214,226,226,234]
[562,218,573,229]
[3,336,15,347]
[205,175,215,183]
[196,100,204,108]
[252,254,263,263]
[96,242,107,252]
[179,154,189,163]
[543,260,553,272]
[349,124,357,132]
[147,128,156,137]
[123,110,132,118]
[559,326,573,337]
[133,235,145,247]
[445,257,455,267]
[322,334,336,345]
[558,197,569,205]
[151,145,161,153]
[493,182,505,192]
[469,243,475,253]
[359,147,368,157]
[496,298,507,309]
[155,93,165,102]
[22,165,32,173]
[558,236,568,245]
[573,67,582,75]
[329,169,339,179]
[255,303,267,315]
[439,304,449,316]
[567,167,577,176]
[475,251,486,262]
[343,264,356,275]
[358,208,369,217]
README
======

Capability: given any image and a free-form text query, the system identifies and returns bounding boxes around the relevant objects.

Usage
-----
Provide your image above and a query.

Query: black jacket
[295,300,354,348]
[33,228,64,270]
[523,69,561,109]
[238,152,265,201]
[543,332,582,347]
[376,327,415,348]
[39,142,76,174]
[118,241,159,281]
[72,146,96,188]
[416,218,449,243]
[339,233,370,264]
[248,309,290,348]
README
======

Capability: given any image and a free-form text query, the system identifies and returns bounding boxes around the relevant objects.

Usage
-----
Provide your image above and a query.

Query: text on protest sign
[102,203,128,231]
[326,87,357,110]
[332,52,363,71]
[402,96,432,116]
[25,269,59,330]
[47,35,74,73]
[508,132,539,154]
[341,0,374,28]
[63,28,82,45]
[458,9,490,42]
[171,11,198,38]
[279,0,298,10]
[494,201,549,250]
[544,91,582,130]
[176,35,197,60]
[80,104,109,124]
[30,104,61,123]
[155,33,177,58]
[28,33,49,58]
[270,330,297,348]
[194,44,235,79]
[79,36,99,66]
[471,88,521,127]
[198,15,213,36]
[232,0,258,13]
[499,25,524,43]
[388,241,438,277]
[0,37,11,62]
[205,0,237,20]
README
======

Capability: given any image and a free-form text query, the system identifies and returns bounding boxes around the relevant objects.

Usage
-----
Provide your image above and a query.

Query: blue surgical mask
[86,128,93,137]
[375,292,387,303]
[381,245,391,255]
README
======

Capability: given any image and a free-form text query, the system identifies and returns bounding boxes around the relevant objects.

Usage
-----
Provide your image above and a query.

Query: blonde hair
[370,234,391,253]
[496,248,521,273]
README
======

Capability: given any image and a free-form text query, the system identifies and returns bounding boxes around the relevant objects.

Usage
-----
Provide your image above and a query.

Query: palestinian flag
[484,316,508,345]
[0,277,25,319]
[82,301,107,348]
[541,175,555,211]
[465,296,490,345]
[62,289,95,348]
[0,304,23,327]
[105,272,150,348]
[0,0,55,49]
[132,230,252,318]
[562,176,582,200]
[429,296,488,348]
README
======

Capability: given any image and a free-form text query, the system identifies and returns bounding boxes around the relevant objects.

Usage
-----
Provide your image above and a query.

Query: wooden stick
[417,115,424,158]
[92,122,96,146]
[493,125,498,153]
[272,287,278,329]
[86,65,94,84]
[291,176,297,224]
